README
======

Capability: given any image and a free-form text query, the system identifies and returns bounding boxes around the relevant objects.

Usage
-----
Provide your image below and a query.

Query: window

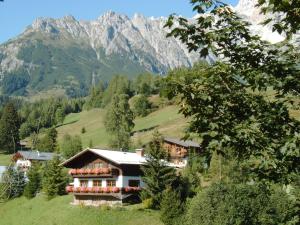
[94,162,104,168]
[106,180,116,187]
[93,180,102,187]
[80,180,88,187]
[128,180,140,187]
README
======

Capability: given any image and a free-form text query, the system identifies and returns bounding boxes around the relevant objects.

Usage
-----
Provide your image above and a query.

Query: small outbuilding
[163,137,201,166]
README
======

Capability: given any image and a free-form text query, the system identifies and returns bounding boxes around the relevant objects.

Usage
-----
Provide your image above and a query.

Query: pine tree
[1,166,26,199]
[0,102,20,153]
[104,94,134,150]
[36,127,58,152]
[55,107,65,125]
[141,130,176,209]
[160,187,184,225]
[42,156,67,199]
[24,164,41,199]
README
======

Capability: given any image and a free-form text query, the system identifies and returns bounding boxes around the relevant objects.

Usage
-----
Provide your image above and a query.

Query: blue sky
[0,0,238,44]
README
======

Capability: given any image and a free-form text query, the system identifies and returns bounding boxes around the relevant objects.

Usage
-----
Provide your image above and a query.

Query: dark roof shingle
[163,137,201,148]
[18,151,57,161]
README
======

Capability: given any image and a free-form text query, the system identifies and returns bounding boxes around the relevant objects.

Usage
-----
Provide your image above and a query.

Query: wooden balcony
[68,168,119,178]
[66,186,141,200]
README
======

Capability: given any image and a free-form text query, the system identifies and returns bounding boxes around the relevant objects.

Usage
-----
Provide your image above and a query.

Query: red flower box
[102,168,110,174]
[102,187,110,193]
[112,187,120,193]
[124,187,132,193]
[93,168,101,174]
[66,186,73,192]
[81,187,88,193]
[77,169,84,174]
[92,187,101,193]
[82,169,88,174]
[75,187,81,193]
[86,169,92,174]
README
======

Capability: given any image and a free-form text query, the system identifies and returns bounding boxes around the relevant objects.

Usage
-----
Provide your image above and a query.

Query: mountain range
[0,0,286,97]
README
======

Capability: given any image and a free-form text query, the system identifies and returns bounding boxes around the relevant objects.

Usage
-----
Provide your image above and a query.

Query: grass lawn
[0,153,13,166]
[57,105,188,149]
[0,195,163,225]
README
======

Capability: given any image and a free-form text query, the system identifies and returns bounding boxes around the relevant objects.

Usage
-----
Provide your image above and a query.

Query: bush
[142,198,154,209]
[23,164,41,199]
[42,156,68,199]
[160,187,184,225]
[132,95,152,117]
[185,182,298,225]
[1,166,26,200]
[81,127,86,134]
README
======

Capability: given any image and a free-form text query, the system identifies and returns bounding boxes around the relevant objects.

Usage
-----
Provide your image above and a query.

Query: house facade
[163,137,201,166]
[13,151,58,171]
[62,148,146,206]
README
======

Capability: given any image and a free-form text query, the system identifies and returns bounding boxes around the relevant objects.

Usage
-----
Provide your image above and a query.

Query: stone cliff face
[234,0,285,43]
[0,11,200,76]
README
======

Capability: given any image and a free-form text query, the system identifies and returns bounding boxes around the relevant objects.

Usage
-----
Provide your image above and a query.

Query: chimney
[135,148,144,157]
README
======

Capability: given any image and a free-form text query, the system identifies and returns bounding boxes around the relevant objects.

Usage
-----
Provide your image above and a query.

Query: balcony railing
[68,168,118,177]
[66,186,142,194]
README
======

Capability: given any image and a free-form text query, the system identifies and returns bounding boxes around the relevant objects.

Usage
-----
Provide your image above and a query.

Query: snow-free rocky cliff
[0,0,291,96]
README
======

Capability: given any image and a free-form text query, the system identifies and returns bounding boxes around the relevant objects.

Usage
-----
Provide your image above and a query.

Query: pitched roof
[18,151,57,161]
[164,137,201,148]
[62,148,147,166]
[90,149,147,165]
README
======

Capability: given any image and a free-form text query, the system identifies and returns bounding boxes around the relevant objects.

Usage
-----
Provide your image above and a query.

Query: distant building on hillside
[163,137,202,166]
[62,148,147,206]
[13,150,59,170]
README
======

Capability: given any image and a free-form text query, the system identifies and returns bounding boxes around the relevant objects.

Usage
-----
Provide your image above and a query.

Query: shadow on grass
[132,126,158,135]
[55,119,79,128]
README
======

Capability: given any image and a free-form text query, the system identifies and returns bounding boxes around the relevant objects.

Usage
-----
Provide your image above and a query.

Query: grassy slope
[0,154,13,166]
[57,105,188,149]
[0,195,162,225]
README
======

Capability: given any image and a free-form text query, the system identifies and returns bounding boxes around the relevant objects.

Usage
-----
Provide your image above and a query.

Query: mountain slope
[0,12,201,97]
[56,105,187,148]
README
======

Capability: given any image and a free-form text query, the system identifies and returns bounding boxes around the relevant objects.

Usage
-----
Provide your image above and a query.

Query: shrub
[24,164,41,199]
[185,182,298,225]
[160,187,184,225]
[142,198,154,209]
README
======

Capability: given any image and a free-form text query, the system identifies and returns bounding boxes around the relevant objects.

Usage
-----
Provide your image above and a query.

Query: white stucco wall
[73,175,144,188]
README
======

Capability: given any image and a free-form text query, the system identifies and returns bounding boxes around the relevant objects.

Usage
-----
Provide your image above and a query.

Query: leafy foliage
[60,134,82,158]
[19,98,84,139]
[185,182,299,225]
[1,166,26,200]
[36,127,58,152]
[257,0,300,38]
[165,0,300,183]
[102,75,132,107]
[133,73,161,96]
[132,94,152,117]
